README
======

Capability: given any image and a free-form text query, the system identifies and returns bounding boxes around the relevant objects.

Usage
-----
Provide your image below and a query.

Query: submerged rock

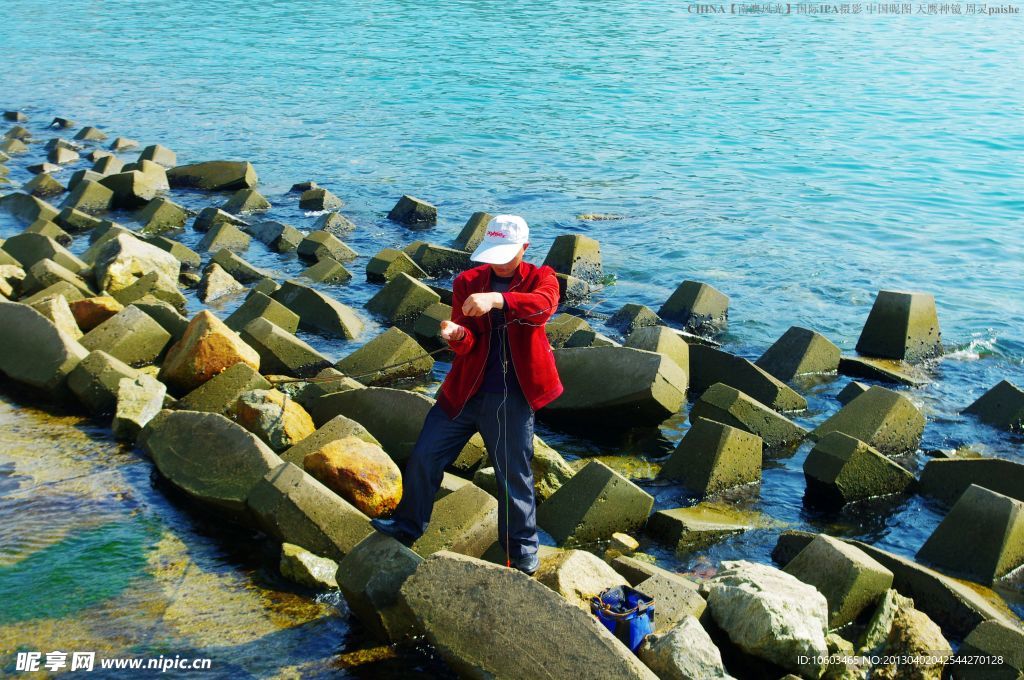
[198,262,245,303]
[279,542,338,590]
[399,551,658,679]
[303,436,402,517]
[707,560,829,679]
[658,417,763,496]
[855,290,942,363]
[647,503,759,553]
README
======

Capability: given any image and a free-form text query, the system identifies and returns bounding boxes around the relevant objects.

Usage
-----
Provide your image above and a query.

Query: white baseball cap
[469,214,530,264]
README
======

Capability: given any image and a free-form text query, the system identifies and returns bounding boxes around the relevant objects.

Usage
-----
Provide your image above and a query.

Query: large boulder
[336,533,423,643]
[387,194,436,227]
[365,272,441,329]
[399,551,658,679]
[93,233,181,294]
[855,290,942,363]
[658,417,763,496]
[542,346,687,426]
[175,362,271,414]
[537,460,654,545]
[534,549,629,610]
[80,305,171,367]
[29,294,83,339]
[542,234,603,283]
[706,560,829,679]
[66,350,143,415]
[637,616,733,680]
[197,262,244,302]
[240,317,332,378]
[755,327,840,381]
[635,572,707,633]
[658,280,729,334]
[916,484,1024,585]
[802,432,915,507]
[158,310,260,393]
[918,457,1024,506]
[229,388,316,452]
[335,326,434,385]
[245,461,373,560]
[623,325,689,375]
[140,410,283,517]
[689,345,807,412]
[411,483,498,558]
[783,534,894,629]
[303,436,402,518]
[279,542,337,589]
[166,160,258,191]
[963,379,1024,432]
[0,301,88,395]
[873,605,951,680]
[280,414,379,467]
[647,503,760,553]
[689,383,806,451]
[808,386,924,456]
[272,280,364,339]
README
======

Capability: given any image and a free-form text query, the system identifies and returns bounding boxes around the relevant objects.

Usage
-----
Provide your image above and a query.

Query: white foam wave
[944,336,998,361]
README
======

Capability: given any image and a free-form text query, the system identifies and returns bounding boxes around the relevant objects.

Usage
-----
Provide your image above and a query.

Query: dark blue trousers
[389,386,540,560]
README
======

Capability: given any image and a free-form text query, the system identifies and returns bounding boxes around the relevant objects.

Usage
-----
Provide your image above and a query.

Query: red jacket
[436,260,564,419]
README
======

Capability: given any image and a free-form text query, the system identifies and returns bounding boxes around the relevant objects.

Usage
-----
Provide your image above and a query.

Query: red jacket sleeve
[446,273,476,355]
[502,267,560,326]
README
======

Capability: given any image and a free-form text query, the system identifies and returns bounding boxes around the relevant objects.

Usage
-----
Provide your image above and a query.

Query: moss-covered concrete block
[222,187,270,214]
[80,305,171,367]
[646,503,758,553]
[135,197,189,234]
[272,280,364,339]
[404,241,471,277]
[67,349,143,415]
[241,317,332,378]
[809,386,924,456]
[689,382,806,451]
[658,417,763,495]
[281,413,379,467]
[335,326,434,386]
[365,272,441,329]
[193,206,249,232]
[225,290,299,334]
[537,460,654,546]
[366,247,427,283]
[856,290,942,363]
[211,248,268,283]
[98,170,158,210]
[803,432,916,507]
[412,484,498,558]
[0,192,60,225]
[658,280,728,334]
[412,301,453,351]
[176,362,271,414]
[623,326,689,376]
[555,272,591,305]
[453,211,491,252]
[302,256,352,284]
[919,457,1024,506]
[607,303,662,336]
[297,230,357,263]
[3,232,87,274]
[249,219,303,252]
[916,484,1024,585]
[299,186,342,211]
[545,313,594,349]
[24,173,65,199]
[783,534,894,628]
[387,194,436,227]
[837,381,869,405]
[755,326,840,381]
[689,344,807,412]
[167,160,258,191]
[542,234,603,283]
[963,380,1024,432]
[198,221,250,253]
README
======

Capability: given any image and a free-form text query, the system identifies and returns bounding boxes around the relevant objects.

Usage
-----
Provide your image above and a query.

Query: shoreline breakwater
[1,107,1023,679]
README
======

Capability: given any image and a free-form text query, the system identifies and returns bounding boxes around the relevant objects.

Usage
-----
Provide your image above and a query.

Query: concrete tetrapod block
[301,256,351,284]
[916,484,1024,585]
[29,294,82,339]
[98,170,158,210]
[411,301,452,351]
[221,188,270,214]
[365,272,441,329]
[802,432,915,508]
[755,326,840,382]
[399,551,658,680]
[24,258,95,299]
[224,291,299,334]
[453,211,491,252]
[240,318,332,378]
[783,534,894,629]
[386,194,436,228]
[0,192,60,225]
[689,344,807,412]
[658,417,763,496]
[312,211,355,236]
[110,270,187,313]
[193,206,249,233]
[411,483,498,558]
[646,503,760,554]
[623,325,689,376]
[335,326,434,386]
[809,385,925,456]
[836,381,869,405]
[198,222,250,253]
[956,620,1024,680]
[838,355,930,387]
[271,280,364,340]
[658,280,729,335]
[3,232,87,274]
[366,247,426,283]
[689,382,806,451]
[297,230,357,262]
[197,262,244,303]
[66,350,144,415]
[132,300,189,343]
[298,187,342,211]
[537,460,654,546]
[607,303,662,336]
[80,305,171,367]
[336,533,423,643]
[141,410,283,519]
[175,362,271,414]
[919,457,1024,506]
[112,375,166,443]
[541,234,603,283]
[145,235,200,270]
[135,197,189,234]
[60,179,115,214]
[545,312,595,349]
[245,461,373,561]
[963,379,1024,432]
[855,290,942,363]
[167,160,258,191]
[403,241,470,277]
[280,414,379,467]
[0,301,89,396]
[541,346,688,427]
[211,249,269,284]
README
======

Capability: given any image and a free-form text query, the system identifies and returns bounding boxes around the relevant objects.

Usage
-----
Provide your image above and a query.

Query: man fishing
[370,214,563,575]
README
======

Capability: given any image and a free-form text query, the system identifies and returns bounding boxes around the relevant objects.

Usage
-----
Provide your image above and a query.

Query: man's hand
[440,319,466,343]
[461,292,504,317]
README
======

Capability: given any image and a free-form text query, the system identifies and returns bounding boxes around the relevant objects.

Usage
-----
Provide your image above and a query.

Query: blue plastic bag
[590,585,655,652]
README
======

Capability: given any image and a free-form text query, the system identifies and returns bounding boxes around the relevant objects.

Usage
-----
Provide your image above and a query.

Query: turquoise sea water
[2,0,1023,674]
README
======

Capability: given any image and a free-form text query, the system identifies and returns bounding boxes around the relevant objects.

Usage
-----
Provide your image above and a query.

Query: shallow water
[2,0,1023,670]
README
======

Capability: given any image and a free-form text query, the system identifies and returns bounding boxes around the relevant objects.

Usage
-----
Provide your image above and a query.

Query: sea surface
[2,0,1022,676]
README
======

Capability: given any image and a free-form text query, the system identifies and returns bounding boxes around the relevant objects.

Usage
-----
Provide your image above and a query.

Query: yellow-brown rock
[304,436,402,518]
[69,295,124,332]
[230,388,315,452]
[159,310,259,393]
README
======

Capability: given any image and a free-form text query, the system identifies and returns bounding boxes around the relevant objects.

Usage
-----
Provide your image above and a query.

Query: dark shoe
[509,552,539,576]
[370,518,416,548]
